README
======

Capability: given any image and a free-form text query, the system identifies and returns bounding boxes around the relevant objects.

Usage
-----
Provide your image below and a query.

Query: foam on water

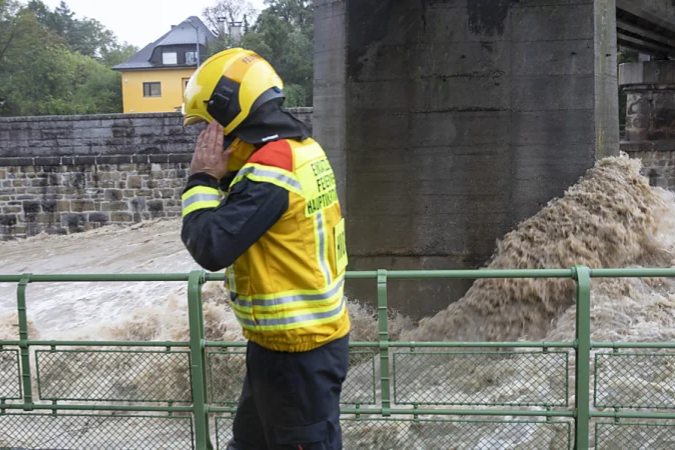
[403,154,674,343]
[3,153,675,448]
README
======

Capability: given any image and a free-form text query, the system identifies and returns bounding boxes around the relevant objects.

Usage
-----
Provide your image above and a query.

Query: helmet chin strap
[222,134,236,150]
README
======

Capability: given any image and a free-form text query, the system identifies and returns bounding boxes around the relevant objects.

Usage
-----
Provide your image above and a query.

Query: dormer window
[162,52,178,65]
[186,52,197,65]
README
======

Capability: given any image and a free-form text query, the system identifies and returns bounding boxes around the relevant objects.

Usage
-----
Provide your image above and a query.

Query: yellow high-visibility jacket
[225,137,350,352]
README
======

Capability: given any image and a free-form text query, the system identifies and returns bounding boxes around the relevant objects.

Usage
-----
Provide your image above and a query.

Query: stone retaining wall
[621,141,675,189]
[0,109,313,239]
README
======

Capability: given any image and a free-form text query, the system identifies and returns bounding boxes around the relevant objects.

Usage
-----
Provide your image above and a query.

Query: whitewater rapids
[3,153,675,448]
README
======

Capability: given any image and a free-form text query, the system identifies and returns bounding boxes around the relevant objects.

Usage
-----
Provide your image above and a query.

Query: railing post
[574,265,592,450]
[377,269,391,416]
[188,270,213,450]
[17,273,33,411]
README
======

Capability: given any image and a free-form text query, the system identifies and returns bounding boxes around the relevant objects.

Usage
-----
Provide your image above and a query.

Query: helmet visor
[183,116,207,127]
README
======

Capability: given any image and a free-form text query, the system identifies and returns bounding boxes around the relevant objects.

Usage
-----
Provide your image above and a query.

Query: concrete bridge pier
[314,0,620,319]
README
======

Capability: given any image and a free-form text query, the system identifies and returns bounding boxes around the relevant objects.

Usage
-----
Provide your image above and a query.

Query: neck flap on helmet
[231,97,310,146]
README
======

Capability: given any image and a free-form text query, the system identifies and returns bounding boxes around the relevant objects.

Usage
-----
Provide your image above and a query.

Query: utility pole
[186,19,201,67]
[196,26,200,67]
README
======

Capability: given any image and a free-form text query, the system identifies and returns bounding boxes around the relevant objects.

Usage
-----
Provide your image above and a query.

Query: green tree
[99,42,138,68]
[68,17,116,58]
[203,0,314,106]
[239,32,272,60]
[27,0,119,59]
[0,1,61,115]
[39,50,123,115]
[243,0,313,106]
[206,34,236,58]
[282,83,306,108]
[243,14,251,34]
[0,0,124,116]
[263,0,312,34]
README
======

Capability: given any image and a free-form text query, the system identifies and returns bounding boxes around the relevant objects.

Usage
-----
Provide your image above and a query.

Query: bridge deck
[617,0,675,57]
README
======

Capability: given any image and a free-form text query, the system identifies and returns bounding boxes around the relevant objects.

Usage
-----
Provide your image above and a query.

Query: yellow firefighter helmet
[181,48,285,135]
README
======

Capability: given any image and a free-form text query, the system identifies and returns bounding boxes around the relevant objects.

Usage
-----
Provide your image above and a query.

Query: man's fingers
[196,129,206,151]
[191,122,229,179]
[202,123,213,151]
[215,124,224,151]
[205,121,219,155]
[204,122,225,161]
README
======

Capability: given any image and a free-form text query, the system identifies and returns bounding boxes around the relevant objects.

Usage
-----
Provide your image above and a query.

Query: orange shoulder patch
[248,140,293,171]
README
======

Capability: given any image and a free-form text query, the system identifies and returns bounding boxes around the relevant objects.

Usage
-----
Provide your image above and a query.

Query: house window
[143,82,161,97]
[162,52,178,65]
[185,51,197,65]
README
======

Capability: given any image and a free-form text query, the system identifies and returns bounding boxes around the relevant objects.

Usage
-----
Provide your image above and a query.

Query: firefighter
[181,48,350,450]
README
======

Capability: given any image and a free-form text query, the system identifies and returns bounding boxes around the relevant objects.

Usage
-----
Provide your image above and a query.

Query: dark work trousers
[226,334,349,450]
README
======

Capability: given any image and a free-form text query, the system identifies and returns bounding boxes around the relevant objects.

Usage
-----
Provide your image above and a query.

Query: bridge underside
[617,0,675,57]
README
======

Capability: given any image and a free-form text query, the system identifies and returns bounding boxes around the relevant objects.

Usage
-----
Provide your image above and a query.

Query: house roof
[112,16,216,71]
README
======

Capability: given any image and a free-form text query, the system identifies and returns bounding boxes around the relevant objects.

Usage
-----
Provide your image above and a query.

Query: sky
[41,0,266,48]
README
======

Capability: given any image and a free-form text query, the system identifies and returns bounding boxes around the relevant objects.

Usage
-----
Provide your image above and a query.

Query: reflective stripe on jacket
[226,138,350,352]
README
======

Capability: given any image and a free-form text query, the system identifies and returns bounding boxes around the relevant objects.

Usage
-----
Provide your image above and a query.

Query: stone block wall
[621,142,675,189]
[0,109,313,239]
[619,60,675,191]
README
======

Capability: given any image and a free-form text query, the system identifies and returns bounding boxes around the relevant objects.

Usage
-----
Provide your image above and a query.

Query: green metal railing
[1,267,675,448]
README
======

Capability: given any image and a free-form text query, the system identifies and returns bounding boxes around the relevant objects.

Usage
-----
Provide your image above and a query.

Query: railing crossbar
[3,266,675,450]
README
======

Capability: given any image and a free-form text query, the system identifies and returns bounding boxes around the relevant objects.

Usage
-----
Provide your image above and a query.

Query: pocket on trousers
[273,419,331,449]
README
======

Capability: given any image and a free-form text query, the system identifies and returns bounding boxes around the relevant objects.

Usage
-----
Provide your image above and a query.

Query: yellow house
[112,16,216,113]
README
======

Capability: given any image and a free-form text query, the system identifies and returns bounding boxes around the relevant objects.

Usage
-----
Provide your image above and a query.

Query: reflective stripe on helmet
[181,186,221,217]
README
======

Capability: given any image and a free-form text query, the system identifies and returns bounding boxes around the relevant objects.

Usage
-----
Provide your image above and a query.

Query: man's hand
[190,121,232,180]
